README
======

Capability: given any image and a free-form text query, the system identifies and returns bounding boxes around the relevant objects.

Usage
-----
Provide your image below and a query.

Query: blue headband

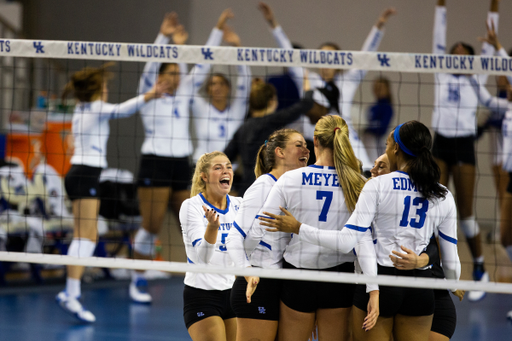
[393,123,416,157]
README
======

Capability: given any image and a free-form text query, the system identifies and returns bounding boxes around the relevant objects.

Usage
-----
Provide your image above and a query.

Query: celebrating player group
[54,1,512,340]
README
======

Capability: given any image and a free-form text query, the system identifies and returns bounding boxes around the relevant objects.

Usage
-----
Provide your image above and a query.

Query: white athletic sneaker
[129,278,152,303]
[468,271,489,302]
[56,291,96,323]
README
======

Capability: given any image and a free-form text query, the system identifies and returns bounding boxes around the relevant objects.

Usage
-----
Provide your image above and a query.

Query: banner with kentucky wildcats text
[1,38,512,76]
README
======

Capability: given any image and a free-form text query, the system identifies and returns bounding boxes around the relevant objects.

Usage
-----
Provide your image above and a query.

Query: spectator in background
[363,76,394,163]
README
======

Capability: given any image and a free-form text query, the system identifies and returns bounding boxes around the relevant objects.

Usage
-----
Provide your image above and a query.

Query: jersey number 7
[316,191,333,222]
[399,196,429,229]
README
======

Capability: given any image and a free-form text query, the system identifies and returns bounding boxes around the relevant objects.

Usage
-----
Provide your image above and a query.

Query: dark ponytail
[254,128,301,178]
[394,121,447,201]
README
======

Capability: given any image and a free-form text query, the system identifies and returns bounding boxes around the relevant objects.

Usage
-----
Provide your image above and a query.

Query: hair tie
[393,123,416,157]
[264,140,268,146]
[334,127,340,133]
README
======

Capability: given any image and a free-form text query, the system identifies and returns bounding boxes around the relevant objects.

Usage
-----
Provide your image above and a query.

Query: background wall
[14,0,512,228]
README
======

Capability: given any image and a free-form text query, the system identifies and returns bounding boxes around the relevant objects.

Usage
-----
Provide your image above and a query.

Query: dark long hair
[394,121,447,201]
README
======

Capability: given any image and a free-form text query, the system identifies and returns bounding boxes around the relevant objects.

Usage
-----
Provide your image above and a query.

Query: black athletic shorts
[507,172,512,194]
[432,133,476,166]
[431,289,457,338]
[230,275,281,321]
[183,285,235,329]
[64,165,102,201]
[137,154,192,189]
[281,261,355,313]
[353,265,434,317]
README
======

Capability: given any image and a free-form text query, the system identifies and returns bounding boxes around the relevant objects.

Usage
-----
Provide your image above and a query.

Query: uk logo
[258,307,266,314]
[33,42,45,54]
[197,312,205,317]
[201,48,214,60]
[377,54,391,67]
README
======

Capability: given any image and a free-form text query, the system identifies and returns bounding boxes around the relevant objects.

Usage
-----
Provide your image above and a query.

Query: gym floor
[0,276,511,341]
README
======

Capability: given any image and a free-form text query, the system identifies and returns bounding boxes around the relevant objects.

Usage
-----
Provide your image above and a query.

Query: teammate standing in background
[180,152,242,341]
[258,2,396,170]
[468,24,512,321]
[263,121,461,341]
[131,10,233,303]
[226,128,309,341]
[256,115,372,341]
[191,24,251,163]
[430,0,500,302]
[56,64,167,322]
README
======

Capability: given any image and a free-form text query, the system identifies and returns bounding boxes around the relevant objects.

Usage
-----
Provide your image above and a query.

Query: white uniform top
[469,70,512,171]
[180,193,242,291]
[299,171,461,283]
[272,25,384,169]
[70,95,146,168]
[226,173,290,269]
[432,6,499,138]
[251,165,362,270]
[138,29,223,158]
[191,65,251,162]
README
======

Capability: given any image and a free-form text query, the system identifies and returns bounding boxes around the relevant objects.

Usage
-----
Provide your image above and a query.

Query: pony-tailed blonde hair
[190,151,229,197]
[314,115,366,211]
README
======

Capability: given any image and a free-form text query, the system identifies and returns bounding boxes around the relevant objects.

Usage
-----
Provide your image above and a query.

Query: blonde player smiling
[180,152,242,341]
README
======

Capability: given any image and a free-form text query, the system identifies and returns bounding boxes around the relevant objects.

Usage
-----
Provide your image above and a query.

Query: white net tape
[1,252,511,294]
[1,38,512,75]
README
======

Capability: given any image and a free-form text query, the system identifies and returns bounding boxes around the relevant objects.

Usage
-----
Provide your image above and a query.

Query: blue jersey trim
[192,238,202,247]
[345,224,370,232]
[308,165,335,170]
[233,221,246,239]
[439,231,457,245]
[259,241,272,250]
[395,170,408,175]
[199,193,231,215]
[255,215,274,220]
[187,258,194,264]
[266,173,277,182]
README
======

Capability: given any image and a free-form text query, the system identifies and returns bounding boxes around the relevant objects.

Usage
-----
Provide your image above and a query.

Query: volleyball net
[0,37,512,294]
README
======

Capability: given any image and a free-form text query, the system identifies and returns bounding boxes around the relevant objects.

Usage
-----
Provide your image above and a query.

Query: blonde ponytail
[314,116,366,211]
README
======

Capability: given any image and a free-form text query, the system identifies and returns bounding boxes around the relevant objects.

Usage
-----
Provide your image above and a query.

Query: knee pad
[67,238,96,258]
[133,228,157,257]
[460,217,480,239]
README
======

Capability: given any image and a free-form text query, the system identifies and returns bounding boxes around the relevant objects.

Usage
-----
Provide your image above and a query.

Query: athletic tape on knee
[67,238,96,258]
[460,217,480,238]
[133,228,157,257]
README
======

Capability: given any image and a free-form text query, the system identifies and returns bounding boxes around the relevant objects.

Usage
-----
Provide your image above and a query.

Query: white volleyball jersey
[469,72,512,171]
[226,173,290,269]
[180,193,242,291]
[272,25,383,169]
[502,111,512,172]
[254,165,357,269]
[191,65,251,162]
[431,6,499,138]
[300,172,461,281]
[138,29,223,158]
[70,95,146,168]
